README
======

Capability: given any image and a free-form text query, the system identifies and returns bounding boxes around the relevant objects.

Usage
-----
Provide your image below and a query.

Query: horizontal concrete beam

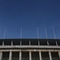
[0,45,60,49]
[0,49,60,52]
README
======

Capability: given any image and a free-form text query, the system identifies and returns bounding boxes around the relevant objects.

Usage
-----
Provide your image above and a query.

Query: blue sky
[0,0,60,39]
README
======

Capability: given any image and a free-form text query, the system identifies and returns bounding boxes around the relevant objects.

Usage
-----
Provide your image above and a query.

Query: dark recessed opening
[49,41,56,45]
[13,41,20,45]
[32,52,39,60]
[41,52,49,60]
[4,41,11,45]
[22,41,29,45]
[40,41,47,45]
[31,41,38,45]
[22,52,29,60]
[51,52,59,60]
[0,41,2,45]
[2,52,9,60]
[57,41,60,46]
[12,52,19,60]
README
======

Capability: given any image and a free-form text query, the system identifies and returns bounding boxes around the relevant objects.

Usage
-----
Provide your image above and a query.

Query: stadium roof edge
[0,38,60,41]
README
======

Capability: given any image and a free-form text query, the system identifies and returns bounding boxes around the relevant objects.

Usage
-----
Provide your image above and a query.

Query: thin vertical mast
[45,27,48,39]
[3,27,6,39]
[52,27,56,39]
[37,27,39,39]
[20,27,22,38]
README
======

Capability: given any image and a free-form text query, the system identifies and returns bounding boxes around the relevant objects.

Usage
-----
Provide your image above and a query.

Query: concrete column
[47,41,49,45]
[9,51,12,60]
[0,52,2,60]
[29,51,32,60]
[49,51,52,60]
[39,51,42,60]
[2,41,4,46]
[19,51,22,60]
[29,41,31,45]
[11,41,13,45]
[58,52,60,59]
[38,41,40,45]
[56,41,58,46]
[20,41,22,45]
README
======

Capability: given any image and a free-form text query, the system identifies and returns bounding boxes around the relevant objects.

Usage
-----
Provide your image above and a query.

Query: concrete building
[0,39,60,60]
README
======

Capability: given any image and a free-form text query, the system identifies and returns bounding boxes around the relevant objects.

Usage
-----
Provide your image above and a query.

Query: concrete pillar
[56,41,58,46]
[20,41,22,45]
[19,51,22,60]
[39,51,42,60]
[58,52,60,59]
[29,51,32,60]
[29,41,31,45]
[9,51,12,60]
[2,41,4,46]
[49,51,52,60]
[47,41,49,45]
[11,41,13,45]
[0,52,2,60]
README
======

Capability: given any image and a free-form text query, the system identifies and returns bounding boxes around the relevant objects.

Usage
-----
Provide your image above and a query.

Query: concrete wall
[0,39,60,60]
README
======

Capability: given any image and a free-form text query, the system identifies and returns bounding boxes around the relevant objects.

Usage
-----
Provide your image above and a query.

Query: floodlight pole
[52,27,56,39]
[20,27,22,38]
[37,27,39,39]
[3,27,6,39]
[45,27,48,39]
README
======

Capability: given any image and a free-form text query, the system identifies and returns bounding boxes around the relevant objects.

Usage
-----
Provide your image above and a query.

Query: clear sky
[0,0,60,39]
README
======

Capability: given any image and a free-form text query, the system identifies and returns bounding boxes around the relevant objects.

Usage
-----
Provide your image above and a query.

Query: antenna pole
[37,27,39,38]
[3,27,6,39]
[20,27,22,38]
[52,27,56,39]
[45,27,48,39]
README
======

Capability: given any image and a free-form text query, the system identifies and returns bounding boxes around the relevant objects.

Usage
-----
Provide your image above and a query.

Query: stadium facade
[0,39,60,60]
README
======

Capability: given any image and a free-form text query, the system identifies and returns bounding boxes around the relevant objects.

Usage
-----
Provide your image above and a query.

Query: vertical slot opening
[51,52,59,60]
[22,52,29,60]
[32,52,39,60]
[12,52,19,60]
[41,52,49,60]
[2,52,9,60]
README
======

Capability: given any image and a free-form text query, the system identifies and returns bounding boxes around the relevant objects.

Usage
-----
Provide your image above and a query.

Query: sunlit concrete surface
[0,39,60,60]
